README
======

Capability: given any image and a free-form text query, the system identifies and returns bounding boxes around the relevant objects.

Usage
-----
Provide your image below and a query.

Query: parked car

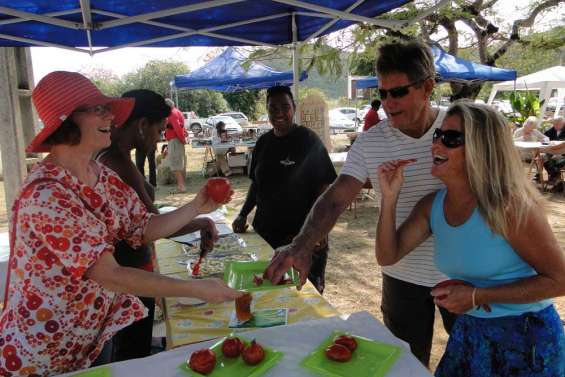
[333,107,361,123]
[329,109,356,134]
[218,112,250,127]
[182,111,207,134]
[205,115,243,135]
[546,96,564,113]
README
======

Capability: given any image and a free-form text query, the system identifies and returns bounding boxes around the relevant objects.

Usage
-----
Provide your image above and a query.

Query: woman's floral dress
[0,161,153,376]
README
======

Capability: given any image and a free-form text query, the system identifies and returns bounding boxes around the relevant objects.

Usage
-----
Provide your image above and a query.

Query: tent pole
[175,87,180,109]
[291,12,300,117]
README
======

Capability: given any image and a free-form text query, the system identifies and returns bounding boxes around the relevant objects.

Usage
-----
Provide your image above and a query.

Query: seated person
[540,121,565,187]
[544,116,565,141]
[513,116,549,142]
[213,121,234,176]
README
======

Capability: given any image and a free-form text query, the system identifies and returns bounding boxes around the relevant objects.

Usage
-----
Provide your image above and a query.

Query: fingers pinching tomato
[206,178,232,204]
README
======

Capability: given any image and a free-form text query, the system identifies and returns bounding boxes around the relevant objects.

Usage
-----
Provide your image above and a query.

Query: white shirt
[341,109,448,287]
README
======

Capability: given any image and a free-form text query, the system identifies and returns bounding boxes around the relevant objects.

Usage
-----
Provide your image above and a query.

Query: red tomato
[206,177,232,203]
[221,337,244,358]
[188,348,216,375]
[242,339,265,366]
[334,335,358,352]
[433,279,468,300]
[325,343,352,362]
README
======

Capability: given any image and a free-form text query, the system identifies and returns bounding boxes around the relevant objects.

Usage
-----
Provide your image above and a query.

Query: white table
[329,152,348,167]
[59,311,431,377]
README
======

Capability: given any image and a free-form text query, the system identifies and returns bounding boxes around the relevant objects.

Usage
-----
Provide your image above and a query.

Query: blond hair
[447,101,542,238]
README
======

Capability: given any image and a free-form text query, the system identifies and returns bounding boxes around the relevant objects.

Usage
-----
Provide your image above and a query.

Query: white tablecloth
[59,311,431,377]
[514,140,565,149]
[329,152,348,165]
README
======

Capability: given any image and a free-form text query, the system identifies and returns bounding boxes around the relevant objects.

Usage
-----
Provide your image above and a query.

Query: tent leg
[0,47,32,220]
[291,12,300,121]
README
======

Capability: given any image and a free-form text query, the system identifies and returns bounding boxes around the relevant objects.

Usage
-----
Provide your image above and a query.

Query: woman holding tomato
[375,101,565,376]
[0,72,241,377]
[232,85,337,293]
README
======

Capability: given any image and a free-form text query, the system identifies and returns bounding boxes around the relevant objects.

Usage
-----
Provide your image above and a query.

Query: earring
[138,128,144,137]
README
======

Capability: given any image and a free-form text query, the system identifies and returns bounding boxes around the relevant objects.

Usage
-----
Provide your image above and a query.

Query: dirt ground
[1,135,564,372]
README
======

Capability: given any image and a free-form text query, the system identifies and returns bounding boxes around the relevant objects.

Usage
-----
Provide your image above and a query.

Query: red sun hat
[28,71,135,153]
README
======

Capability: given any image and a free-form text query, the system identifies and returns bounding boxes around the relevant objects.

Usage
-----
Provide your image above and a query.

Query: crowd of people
[1,40,564,377]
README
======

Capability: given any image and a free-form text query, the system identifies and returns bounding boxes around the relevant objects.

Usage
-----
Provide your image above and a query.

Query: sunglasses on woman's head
[433,128,465,148]
[378,76,429,100]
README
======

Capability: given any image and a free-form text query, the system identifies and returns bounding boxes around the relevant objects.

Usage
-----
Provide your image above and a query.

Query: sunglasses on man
[378,76,430,100]
[433,128,465,148]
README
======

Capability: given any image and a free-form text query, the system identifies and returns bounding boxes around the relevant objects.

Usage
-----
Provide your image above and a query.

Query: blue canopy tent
[356,47,517,89]
[0,1,414,51]
[0,0,452,210]
[173,47,307,92]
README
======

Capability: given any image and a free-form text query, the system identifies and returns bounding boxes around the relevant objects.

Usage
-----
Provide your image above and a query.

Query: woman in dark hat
[0,72,241,376]
[96,89,219,361]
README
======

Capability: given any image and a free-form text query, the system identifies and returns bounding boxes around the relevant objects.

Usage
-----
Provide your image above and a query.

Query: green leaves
[509,90,541,124]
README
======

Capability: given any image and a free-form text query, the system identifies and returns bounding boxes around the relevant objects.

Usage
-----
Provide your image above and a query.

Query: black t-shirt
[544,127,565,141]
[249,126,337,248]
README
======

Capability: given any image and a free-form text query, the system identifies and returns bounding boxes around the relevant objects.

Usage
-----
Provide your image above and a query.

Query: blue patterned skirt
[435,305,565,377]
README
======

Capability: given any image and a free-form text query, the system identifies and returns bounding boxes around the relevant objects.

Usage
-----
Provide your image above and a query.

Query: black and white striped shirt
[341,109,448,287]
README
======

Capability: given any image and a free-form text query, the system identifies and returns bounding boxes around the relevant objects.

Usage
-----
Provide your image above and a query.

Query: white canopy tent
[487,66,565,120]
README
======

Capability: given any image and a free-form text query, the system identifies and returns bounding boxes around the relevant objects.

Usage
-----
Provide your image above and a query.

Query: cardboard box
[228,152,247,167]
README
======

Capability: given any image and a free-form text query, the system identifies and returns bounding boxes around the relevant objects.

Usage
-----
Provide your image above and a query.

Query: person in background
[134,141,157,188]
[544,116,565,141]
[376,102,565,376]
[96,89,219,361]
[539,117,565,188]
[264,41,456,366]
[164,98,187,193]
[513,116,548,142]
[363,99,382,131]
[232,85,337,294]
[213,121,233,177]
[0,71,241,376]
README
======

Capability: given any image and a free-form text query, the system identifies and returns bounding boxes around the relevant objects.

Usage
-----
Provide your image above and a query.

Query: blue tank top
[430,189,552,318]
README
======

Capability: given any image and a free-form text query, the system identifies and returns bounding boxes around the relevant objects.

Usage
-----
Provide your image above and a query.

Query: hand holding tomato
[206,178,233,204]
[432,279,491,314]
[192,183,227,215]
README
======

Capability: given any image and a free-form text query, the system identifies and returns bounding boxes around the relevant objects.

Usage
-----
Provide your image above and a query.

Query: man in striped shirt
[265,41,456,366]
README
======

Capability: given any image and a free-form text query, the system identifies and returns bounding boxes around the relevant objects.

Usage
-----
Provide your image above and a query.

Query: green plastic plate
[70,367,111,377]
[223,260,299,291]
[300,330,402,377]
[179,335,283,377]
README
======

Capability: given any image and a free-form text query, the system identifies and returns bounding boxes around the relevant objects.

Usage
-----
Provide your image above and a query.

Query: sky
[29,0,564,83]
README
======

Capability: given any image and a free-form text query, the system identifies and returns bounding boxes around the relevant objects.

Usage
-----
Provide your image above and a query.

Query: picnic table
[154,228,339,349]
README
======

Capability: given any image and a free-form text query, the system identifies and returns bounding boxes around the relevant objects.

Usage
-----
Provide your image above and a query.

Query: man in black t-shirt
[232,86,336,293]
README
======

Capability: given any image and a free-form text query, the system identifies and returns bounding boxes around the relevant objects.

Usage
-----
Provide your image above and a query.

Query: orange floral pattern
[0,161,152,376]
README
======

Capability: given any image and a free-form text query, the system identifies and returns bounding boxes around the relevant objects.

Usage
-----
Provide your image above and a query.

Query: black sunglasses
[378,77,430,100]
[433,128,465,148]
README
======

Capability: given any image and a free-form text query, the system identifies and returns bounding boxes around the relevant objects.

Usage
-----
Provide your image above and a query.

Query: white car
[546,97,564,113]
[329,109,356,134]
[205,115,243,134]
[217,112,249,127]
[333,107,361,123]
